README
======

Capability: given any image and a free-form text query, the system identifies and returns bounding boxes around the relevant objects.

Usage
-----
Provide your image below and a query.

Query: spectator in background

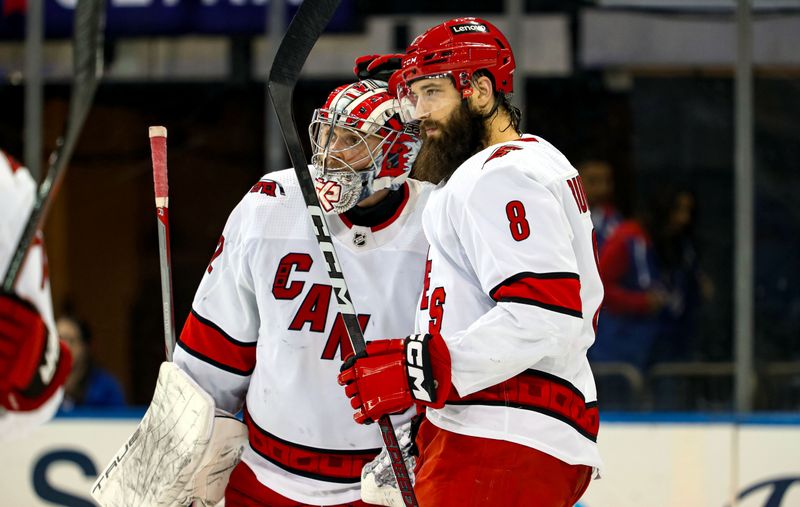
[590,186,712,371]
[649,189,714,362]
[57,314,126,411]
[577,159,622,251]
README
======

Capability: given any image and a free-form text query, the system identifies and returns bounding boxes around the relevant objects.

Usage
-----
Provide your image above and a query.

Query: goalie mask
[309,80,420,214]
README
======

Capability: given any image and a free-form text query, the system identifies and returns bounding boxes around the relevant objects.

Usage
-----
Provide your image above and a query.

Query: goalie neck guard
[308,80,421,214]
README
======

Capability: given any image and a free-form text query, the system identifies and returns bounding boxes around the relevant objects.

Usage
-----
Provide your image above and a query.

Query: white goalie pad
[91,361,247,507]
[360,420,416,507]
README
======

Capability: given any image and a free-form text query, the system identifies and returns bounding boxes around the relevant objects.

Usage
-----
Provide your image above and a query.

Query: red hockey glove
[353,53,404,82]
[338,333,452,425]
[0,292,72,411]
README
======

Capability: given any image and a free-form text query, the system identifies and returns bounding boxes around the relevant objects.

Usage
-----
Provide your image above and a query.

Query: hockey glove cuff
[0,292,72,411]
[338,333,452,425]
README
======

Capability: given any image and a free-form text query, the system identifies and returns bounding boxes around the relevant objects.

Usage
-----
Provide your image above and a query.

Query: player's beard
[412,101,487,185]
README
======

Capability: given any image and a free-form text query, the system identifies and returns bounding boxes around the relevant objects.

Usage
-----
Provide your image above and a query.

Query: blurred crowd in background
[2,0,798,413]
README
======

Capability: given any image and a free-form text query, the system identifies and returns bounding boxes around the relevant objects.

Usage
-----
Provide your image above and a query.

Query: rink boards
[1,410,799,507]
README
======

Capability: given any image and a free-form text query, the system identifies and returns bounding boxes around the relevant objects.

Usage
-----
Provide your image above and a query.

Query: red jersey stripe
[338,213,354,229]
[177,310,256,376]
[490,272,582,318]
[446,369,599,442]
[244,408,380,484]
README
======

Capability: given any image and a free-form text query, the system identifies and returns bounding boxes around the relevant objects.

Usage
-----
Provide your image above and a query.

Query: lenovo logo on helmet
[450,23,488,35]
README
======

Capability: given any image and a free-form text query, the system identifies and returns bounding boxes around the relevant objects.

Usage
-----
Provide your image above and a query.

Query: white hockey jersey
[0,150,63,440]
[174,169,432,505]
[416,135,603,470]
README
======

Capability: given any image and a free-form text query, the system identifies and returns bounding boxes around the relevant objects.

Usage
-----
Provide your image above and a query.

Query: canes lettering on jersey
[419,256,446,335]
[272,253,313,300]
[419,258,432,311]
[270,255,373,360]
[321,314,369,360]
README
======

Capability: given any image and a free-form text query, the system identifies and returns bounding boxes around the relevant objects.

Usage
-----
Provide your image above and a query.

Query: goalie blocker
[91,362,246,507]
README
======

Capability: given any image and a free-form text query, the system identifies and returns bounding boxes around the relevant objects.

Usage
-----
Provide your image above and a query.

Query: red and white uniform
[174,169,432,505]
[416,135,603,470]
[0,150,63,440]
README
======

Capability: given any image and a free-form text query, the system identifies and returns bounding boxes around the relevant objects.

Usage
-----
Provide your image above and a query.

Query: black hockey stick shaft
[3,0,105,291]
[267,1,418,505]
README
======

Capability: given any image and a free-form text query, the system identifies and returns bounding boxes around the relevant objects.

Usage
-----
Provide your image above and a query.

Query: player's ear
[470,75,495,113]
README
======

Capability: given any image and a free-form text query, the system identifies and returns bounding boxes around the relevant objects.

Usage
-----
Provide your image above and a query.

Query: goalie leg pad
[91,361,246,507]
[360,414,424,507]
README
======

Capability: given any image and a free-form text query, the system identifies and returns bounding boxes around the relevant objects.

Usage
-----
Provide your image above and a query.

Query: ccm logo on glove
[338,333,452,424]
[406,333,435,403]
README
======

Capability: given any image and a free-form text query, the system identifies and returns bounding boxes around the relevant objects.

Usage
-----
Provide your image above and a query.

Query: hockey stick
[149,126,177,361]
[267,1,418,505]
[3,0,105,291]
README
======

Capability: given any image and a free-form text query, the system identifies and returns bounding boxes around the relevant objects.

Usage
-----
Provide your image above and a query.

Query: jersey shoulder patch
[482,145,522,167]
[236,169,309,241]
[480,136,542,169]
[248,178,285,197]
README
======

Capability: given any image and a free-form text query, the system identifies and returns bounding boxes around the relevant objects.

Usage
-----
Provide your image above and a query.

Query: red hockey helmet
[394,18,515,122]
[396,18,515,122]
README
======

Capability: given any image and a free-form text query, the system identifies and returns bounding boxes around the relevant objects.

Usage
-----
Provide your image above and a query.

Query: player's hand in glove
[338,333,452,424]
[0,292,71,411]
[353,53,404,82]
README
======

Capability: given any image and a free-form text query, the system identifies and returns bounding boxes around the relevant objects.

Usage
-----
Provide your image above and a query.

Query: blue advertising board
[0,0,359,39]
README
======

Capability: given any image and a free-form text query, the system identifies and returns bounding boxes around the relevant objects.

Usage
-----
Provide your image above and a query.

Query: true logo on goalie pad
[91,427,141,495]
[405,334,435,403]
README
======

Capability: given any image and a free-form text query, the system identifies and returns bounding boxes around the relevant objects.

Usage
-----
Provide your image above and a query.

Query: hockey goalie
[91,361,247,507]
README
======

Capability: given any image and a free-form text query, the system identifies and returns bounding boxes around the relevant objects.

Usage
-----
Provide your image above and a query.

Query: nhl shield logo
[353,232,367,247]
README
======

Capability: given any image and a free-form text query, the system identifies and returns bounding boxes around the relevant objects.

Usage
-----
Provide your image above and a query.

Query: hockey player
[0,150,72,440]
[170,79,429,506]
[339,18,602,506]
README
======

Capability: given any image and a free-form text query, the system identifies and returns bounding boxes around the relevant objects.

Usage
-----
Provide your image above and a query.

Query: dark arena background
[1,1,799,505]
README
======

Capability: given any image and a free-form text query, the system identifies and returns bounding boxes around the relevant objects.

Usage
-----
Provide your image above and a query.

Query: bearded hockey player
[0,150,72,440]
[169,79,429,506]
[339,18,603,506]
